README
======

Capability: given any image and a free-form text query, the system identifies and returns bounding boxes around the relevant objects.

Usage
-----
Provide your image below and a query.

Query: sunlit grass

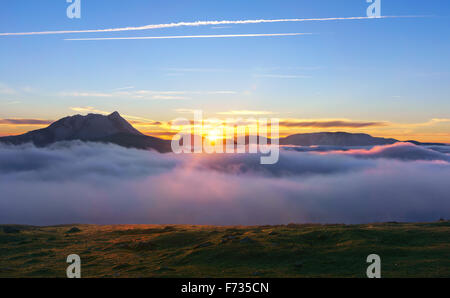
[0,222,448,278]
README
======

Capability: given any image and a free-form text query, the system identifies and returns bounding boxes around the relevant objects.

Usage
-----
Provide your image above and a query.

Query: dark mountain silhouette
[280,132,398,146]
[0,112,171,152]
[0,113,446,151]
[402,140,447,146]
[280,132,447,146]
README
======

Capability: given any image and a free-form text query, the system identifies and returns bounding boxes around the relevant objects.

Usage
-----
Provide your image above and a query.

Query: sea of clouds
[0,141,449,225]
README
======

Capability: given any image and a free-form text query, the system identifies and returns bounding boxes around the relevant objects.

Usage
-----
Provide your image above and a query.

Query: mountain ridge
[279,132,447,146]
[0,112,447,150]
[0,112,171,152]
[280,132,398,146]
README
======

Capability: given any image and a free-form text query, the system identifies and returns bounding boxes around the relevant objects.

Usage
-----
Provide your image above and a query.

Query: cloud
[279,120,387,128]
[0,142,448,225]
[211,26,232,30]
[0,83,16,95]
[62,89,237,99]
[64,33,310,41]
[324,142,450,162]
[152,95,190,100]
[62,92,113,98]
[416,118,450,127]
[217,110,275,116]
[0,16,413,36]
[142,131,176,138]
[175,109,200,114]
[2,101,21,105]
[111,86,135,91]
[189,150,376,177]
[0,118,53,125]
[425,146,450,154]
[206,91,237,95]
[254,74,311,79]
[164,68,229,73]
[70,106,109,115]
[129,120,162,126]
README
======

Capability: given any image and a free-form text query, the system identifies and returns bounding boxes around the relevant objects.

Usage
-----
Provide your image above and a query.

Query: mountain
[280,132,448,146]
[402,140,447,146]
[0,112,171,152]
[0,113,446,151]
[280,132,399,146]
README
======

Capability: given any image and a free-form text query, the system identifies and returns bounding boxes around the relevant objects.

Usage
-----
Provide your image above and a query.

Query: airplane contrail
[64,33,310,41]
[0,16,417,36]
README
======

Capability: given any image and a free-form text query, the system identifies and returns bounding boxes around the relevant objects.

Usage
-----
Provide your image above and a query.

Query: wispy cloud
[175,108,200,114]
[205,91,237,95]
[254,74,312,79]
[1,101,21,105]
[217,110,275,116]
[0,118,53,125]
[152,95,191,100]
[279,120,388,128]
[0,83,16,95]
[419,118,450,126]
[164,68,230,73]
[62,92,113,98]
[0,16,417,36]
[111,86,135,91]
[211,26,233,30]
[64,33,309,41]
[70,106,109,115]
[61,89,237,99]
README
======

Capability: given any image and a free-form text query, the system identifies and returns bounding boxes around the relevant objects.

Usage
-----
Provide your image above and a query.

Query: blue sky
[0,0,449,141]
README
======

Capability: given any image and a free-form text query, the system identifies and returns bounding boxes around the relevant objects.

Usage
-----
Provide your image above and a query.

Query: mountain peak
[0,112,144,147]
[108,111,121,118]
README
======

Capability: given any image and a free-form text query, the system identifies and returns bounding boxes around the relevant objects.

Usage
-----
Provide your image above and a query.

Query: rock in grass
[66,227,81,234]
[294,261,304,268]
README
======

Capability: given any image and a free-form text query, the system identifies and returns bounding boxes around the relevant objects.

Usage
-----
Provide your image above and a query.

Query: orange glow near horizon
[1,118,449,144]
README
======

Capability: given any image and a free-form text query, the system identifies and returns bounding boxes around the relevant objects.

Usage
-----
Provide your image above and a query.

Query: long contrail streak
[0,16,417,36]
[64,33,310,41]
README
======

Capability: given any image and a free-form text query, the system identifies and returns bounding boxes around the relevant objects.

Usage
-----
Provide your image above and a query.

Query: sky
[0,0,449,142]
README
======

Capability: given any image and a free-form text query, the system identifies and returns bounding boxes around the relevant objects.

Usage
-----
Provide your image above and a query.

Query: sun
[204,127,224,144]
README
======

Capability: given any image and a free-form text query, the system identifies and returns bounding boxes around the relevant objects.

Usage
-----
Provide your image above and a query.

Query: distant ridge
[0,113,446,151]
[280,132,398,146]
[280,132,447,146]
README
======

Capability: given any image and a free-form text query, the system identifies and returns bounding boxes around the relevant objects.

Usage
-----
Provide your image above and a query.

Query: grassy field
[0,222,449,278]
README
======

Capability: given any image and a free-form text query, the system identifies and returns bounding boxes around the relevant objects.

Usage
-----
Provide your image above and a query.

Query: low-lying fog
[0,142,449,225]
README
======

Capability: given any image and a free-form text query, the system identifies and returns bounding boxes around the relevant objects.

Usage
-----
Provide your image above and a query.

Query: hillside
[0,112,171,153]
[0,222,448,278]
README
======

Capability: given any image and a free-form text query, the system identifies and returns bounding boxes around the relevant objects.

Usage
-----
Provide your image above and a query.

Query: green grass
[0,222,449,278]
